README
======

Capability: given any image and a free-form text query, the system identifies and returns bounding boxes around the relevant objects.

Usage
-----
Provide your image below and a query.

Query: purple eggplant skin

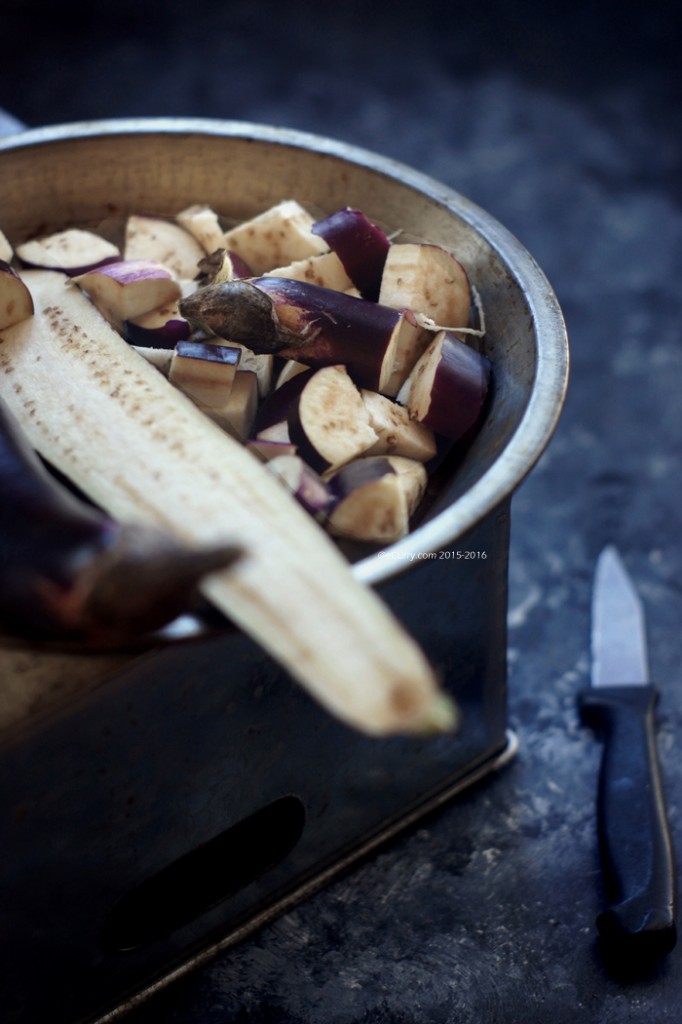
[0,397,239,644]
[180,278,413,391]
[310,208,390,301]
[252,366,316,436]
[426,333,491,442]
[123,316,190,349]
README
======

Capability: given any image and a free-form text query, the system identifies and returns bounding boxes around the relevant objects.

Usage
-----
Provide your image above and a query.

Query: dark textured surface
[1,2,682,1021]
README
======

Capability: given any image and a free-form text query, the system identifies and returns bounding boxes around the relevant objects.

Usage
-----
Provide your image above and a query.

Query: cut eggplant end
[288,365,379,473]
[267,454,334,520]
[175,204,227,254]
[74,260,182,322]
[0,260,35,329]
[124,214,206,279]
[326,469,410,544]
[397,330,491,441]
[170,341,241,407]
[378,242,471,328]
[222,199,328,274]
[15,228,121,276]
[311,207,390,300]
[361,388,438,462]
[377,310,428,397]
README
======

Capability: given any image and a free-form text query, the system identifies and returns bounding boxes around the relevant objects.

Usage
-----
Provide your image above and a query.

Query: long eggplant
[179,277,422,394]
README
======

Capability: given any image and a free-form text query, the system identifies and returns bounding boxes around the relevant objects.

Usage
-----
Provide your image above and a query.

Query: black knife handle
[579,684,677,958]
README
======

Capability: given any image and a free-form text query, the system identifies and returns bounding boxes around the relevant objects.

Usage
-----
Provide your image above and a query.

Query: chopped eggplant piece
[0,260,34,329]
[200,370,260,440]
[311,207,390,301]
[361,389,438,462]
[379,242,471,329]
[397,329,491,441]
[124,298,191,348]
[287,365,379,473]
[74,259,182,324]
[222,199,328,274]
[326,455,425,543]
[265,251,354,292]
[124,214,206,279]
[267,453,334,520]
[169,340,241,407]
[15,228,121,276]
[175,204,226,254]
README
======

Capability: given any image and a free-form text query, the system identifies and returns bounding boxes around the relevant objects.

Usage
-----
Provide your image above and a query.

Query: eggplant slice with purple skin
[0,396,240,647]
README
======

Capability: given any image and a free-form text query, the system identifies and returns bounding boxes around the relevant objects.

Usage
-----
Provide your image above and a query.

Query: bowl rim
[0,117,569,586]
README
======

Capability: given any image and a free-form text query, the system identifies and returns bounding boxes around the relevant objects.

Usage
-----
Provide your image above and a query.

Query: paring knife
[579,545,677,957]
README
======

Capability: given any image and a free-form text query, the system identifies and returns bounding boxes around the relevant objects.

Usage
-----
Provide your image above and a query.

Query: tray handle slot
[101,794,305,953]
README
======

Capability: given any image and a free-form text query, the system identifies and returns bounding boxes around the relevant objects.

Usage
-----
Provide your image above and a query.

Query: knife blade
[578,545,677,958]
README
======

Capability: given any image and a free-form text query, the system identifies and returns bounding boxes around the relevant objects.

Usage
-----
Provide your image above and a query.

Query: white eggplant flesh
[267,453,334,520]
[228,343,274,398]
[379,242,471,329]
[169,340,241,408]
[199,369,260,440]
[0,260,34,329]
[0,228,12,264]
[175,204,227,254]
[287,365,379,473]
[222,199,328,275]
[74,260,182,324]
[124,214,206,279]
[275,358,309,389]
[326,456,421,544]
[0,270,452,736]
[255,419,292,445]
[15,228,121,276]
[246,439,298,462]
[265,251,354,292]
[361,389,437,462]
[397,329,491,442]
[132,346,174,375]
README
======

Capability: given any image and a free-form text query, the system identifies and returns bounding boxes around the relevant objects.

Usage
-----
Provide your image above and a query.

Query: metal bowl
[0,117,568,584]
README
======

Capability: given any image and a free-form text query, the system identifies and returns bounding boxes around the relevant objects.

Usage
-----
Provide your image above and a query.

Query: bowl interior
[0,120,568,583]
